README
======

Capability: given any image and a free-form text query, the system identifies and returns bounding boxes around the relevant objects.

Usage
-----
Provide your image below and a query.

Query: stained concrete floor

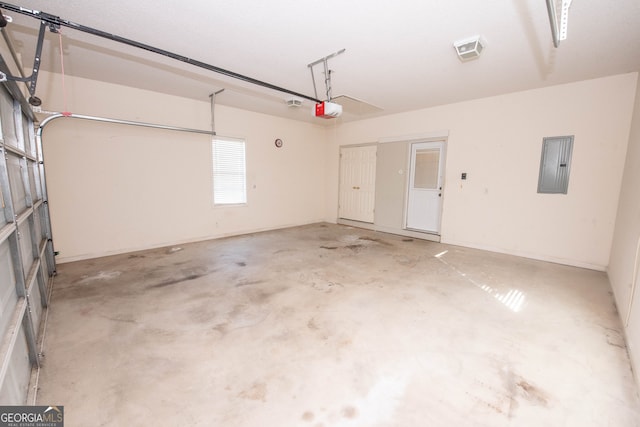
[35,223,640,426]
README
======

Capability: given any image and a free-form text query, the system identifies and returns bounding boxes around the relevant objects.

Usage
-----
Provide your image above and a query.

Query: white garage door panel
[0,84,56,406]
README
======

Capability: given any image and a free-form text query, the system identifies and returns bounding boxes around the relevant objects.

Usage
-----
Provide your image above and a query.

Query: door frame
[403,139,447,235]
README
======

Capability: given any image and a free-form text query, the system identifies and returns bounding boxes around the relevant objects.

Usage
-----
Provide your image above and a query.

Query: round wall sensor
[274,138,283,148]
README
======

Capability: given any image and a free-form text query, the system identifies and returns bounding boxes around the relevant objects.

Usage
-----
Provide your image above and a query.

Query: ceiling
[1,0,639,124]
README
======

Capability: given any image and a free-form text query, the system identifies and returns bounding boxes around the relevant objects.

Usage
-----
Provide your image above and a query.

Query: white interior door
[339,145,377,223]
[406,141,445,233]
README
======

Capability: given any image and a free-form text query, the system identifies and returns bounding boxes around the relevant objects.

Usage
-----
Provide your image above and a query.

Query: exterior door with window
[406,141,445,233]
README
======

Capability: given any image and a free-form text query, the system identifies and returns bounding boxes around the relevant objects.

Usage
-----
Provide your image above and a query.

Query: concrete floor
[35,223,640,426]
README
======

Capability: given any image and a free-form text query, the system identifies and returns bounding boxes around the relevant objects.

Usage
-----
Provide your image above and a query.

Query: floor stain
[235,280,264,288]
[358,236,392,246]
[171,261,189,267]
[402,238,414,242]
[228,304,245,318]
[189,305,217,324]
[516,380,548,406]
[468,379,509,414]
[273,248,294,254]
[302,411,314,421]
[140,327,178,343]
[78,270,122,283]
[99,315,137,324]
[504,372,518,418]
[249,288,285,304]
[238,381,267,402]
[341,406,358,418]
[320,246,338,250]
[307,318,319,331]
[218,306,271,333]
[490,401,505,414]
[236,262,247,267]
[345,244,363,252]
[147,273,206,289]
[312,281,343,293]
[212,323,228,335]
[605,328,626,349]
[394,255,418,267]
[338,338,352,348]
[56,285,103,300]
[473,370,549,419]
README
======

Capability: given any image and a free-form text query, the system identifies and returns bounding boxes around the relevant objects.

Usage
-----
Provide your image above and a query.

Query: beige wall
[326,73,639,270]
[34,71,639,271]
[609,73,640,376]
[37,72,327,262]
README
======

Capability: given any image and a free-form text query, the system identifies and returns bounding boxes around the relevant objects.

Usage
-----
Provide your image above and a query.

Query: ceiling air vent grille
[286,98,303,108]
[453,36,485,62]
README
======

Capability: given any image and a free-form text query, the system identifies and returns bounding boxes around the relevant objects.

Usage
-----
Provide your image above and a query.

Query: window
[212,136,246,205]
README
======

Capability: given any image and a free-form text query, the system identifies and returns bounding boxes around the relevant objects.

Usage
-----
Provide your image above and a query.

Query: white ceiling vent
[453,36,485,62]
[286,98,303,108]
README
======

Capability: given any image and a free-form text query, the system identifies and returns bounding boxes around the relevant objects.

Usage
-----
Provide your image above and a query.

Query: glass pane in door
[413,149,440,189]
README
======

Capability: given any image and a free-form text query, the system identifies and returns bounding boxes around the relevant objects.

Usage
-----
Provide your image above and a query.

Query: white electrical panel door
[538,136,574,194]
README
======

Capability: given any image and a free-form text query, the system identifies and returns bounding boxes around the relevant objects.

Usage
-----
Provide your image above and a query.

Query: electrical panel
[537,135,574,194]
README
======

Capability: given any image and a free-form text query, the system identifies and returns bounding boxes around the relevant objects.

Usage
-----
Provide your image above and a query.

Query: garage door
[0,84,56,404]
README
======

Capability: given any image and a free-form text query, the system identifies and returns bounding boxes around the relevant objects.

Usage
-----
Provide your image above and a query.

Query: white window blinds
[212,137,246,205]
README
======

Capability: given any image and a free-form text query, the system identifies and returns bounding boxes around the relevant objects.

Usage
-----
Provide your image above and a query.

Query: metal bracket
[209,88,225,136]
[1,18,60,105]
[308,49,346,102]
[545,0,573,48]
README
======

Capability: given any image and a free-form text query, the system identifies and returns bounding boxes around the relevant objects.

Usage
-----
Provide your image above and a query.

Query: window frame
[212,135,247,206]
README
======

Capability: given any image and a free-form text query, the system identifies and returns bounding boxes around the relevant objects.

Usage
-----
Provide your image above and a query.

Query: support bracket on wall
[209,89,225,136]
